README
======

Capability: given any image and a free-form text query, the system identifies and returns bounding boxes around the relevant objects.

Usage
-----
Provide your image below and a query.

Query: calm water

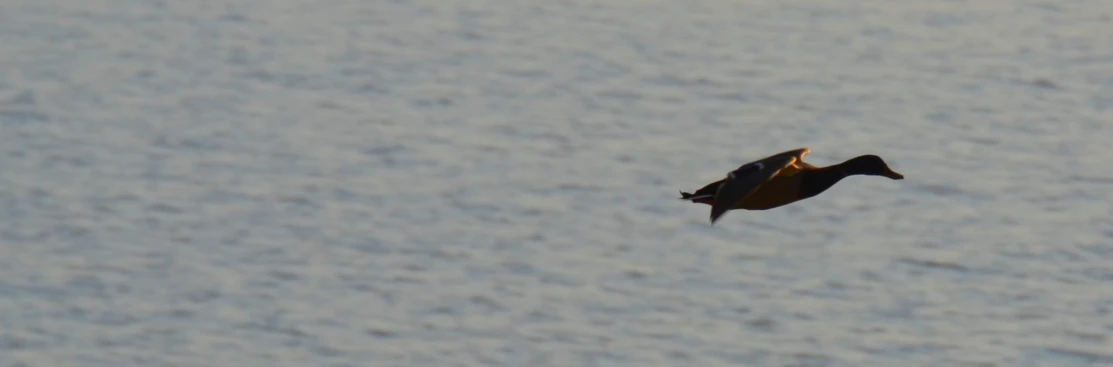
[2,0,1113,366]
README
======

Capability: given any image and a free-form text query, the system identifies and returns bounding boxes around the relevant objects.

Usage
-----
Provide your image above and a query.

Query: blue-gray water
[2,0,1113,366]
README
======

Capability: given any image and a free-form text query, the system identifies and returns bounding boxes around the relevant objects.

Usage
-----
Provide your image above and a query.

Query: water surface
[2,0,1113,366]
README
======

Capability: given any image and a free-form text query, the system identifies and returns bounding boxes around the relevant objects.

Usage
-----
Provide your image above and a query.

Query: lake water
[2,0,1113,366]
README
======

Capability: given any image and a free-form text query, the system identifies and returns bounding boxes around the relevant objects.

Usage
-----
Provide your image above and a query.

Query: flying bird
[680,148,904,224]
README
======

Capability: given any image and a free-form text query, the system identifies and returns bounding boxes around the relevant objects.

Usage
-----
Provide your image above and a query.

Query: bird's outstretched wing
[709,155,798,224]
[729,147,812,178]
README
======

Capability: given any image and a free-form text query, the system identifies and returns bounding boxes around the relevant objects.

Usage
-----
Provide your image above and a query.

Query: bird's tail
[679,191,712,201]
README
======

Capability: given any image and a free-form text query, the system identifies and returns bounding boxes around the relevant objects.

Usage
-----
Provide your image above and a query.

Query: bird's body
[680,148,904,224]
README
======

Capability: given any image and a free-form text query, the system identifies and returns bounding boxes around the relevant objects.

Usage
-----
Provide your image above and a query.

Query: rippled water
[2,0,1113,366]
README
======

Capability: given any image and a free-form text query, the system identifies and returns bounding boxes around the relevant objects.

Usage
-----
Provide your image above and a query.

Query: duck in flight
[680,148,904,224]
